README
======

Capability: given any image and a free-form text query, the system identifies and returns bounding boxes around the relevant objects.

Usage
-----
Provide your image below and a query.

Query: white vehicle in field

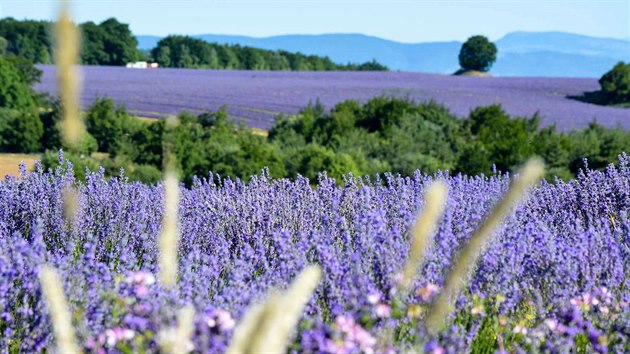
[126,61,159,69]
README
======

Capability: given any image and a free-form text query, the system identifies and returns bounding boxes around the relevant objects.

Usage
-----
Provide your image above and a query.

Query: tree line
[152,35,388,71]
[0,17,387,71]
[0,17,141,66]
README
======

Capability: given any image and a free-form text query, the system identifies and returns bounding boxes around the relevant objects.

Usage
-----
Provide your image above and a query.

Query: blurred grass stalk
[39,266,82,354]
[158,116,180,289]
[425,158,545,334]
[56,1,82,234]
[227,265,322,354]
[39,4,84,353]
[55,1,84,149]
[158,304,196,353]
[401,181,448,293]
[158,170,180,288]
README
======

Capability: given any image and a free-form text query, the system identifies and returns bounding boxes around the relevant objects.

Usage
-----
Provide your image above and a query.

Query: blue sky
[1,0,628,42]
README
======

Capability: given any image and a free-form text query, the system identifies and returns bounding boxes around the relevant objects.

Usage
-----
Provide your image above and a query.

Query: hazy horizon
[1,0,628,43]
[134,30,630,44]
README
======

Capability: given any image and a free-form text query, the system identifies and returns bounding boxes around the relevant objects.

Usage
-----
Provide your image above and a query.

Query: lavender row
[34,65,630,132]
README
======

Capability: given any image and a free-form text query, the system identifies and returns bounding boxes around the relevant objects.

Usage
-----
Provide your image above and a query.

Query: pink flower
[324,339,353,354]
[134,285,149,297]
[353,327,376,353]
[367,293,381,305]
[545,318,558,331]
[125,271,156,286]
[205,308,236,332]
[430,347,446,354]
[333,315,376,353]
[417,283,439,302]
[335,315,355,333]
[471,305,485,316]
[375,303,392,318]
[104,327,135,347]
[513,324,528,335]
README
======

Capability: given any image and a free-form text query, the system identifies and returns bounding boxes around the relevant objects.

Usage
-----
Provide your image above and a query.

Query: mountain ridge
[137,31,630,77]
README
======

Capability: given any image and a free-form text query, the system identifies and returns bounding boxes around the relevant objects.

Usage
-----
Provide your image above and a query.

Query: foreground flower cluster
[0,154,629,353]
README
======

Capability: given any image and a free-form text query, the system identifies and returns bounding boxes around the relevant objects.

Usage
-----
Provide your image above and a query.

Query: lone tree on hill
[458,35,497,73]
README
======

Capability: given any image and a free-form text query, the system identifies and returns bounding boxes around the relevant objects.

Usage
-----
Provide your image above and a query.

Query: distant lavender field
[35,65,629,131]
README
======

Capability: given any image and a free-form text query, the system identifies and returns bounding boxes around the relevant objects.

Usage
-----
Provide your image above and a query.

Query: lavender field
[35,65,630,131]
[2,154,629,352]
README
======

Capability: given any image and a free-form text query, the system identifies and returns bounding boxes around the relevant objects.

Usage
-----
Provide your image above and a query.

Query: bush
[127,164,162,184]
[85,97,131,152]
[458,35,498,72]
[40,99,98,155]
[599,62,630,104]
[0,108,43,153]
[41,149,100,182]
[0,55,39,110]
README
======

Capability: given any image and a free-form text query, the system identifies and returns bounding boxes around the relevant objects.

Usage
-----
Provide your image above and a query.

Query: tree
[458,35,497,72]
[99,18,141,65]
[0,108,43,153]
[0,54,45,153]
[80,18,140,65]
[85,98,129,152]
[0,36,7,54]
[0,18,51,62]
[80,21,108,65]
[177,44,194,68]
[40,99,98,154]
[0,55,39,110]
[4,54,43,86]
[599,62,630,104]
[207,47,220,69]
[154,46,171,67]
[269,52,290,71]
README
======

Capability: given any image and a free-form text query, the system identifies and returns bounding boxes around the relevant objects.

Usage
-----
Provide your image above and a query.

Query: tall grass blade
[425,158,544,334]
[55,2,84,149]
[39,265,82,354]
[227,265,322,354]
[401,181,448,292]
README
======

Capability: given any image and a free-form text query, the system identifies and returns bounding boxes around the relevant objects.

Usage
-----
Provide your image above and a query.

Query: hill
[137,31,630,77]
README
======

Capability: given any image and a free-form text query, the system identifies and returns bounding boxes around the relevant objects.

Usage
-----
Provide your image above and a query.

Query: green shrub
[127,164,162,184]
[85,97,131,152]
[42,150,100,182]
[40,99,98,155]
[0,55,39,110]
[599,62,630,104]
[0,108,43,153]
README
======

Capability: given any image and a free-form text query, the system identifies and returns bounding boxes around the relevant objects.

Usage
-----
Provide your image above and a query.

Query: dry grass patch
[0,153,42,178]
